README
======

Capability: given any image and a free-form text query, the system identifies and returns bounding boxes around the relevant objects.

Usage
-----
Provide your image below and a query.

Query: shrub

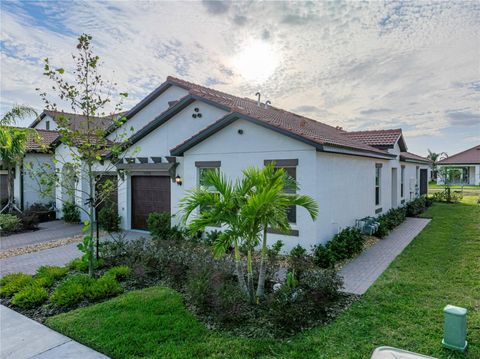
[85,275,122,301]
[406,196,426,216]
[327,227,365,262]
[202,230,221,246]
[11,285,48,309]
[105,265,131,280]
[375,207,406,238]
[0,214,22,233]
[431,190,462,203]
[313,244,334,268]
[0,273,33,297]
[62,201,80,223]
[68,257,104,273]
[35,266,69,287]
[147,212,172,240]
[50,274,93,307]
[288,245,310,277]
[98,204,121,233]
[19,213,39,230]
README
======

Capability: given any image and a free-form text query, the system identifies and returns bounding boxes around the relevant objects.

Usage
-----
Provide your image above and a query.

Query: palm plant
[179,169,251,295]
[242,163,318,300]
[0,105,38,213]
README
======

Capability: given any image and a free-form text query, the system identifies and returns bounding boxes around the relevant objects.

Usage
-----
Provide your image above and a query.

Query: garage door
[131,176,171,230]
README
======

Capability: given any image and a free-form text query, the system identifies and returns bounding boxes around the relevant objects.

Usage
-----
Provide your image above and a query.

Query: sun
[232,39,279,83]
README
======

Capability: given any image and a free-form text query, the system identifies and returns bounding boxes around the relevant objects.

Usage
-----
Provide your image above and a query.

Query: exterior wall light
[175,175,183,186]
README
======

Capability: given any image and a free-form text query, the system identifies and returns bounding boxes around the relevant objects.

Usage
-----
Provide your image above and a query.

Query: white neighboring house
[25,76,431,250]
[436,145,480,185]
[0,129,58,210]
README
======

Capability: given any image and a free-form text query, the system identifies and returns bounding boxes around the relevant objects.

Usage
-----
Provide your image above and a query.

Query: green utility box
[442,305,468,352]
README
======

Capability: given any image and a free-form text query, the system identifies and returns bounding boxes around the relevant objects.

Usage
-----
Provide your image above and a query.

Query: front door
[391,168,398,208]
[420,169,428,195]
[131,175,171,230]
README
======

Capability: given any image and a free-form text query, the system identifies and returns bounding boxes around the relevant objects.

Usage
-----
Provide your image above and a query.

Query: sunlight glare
[232,40,279,83]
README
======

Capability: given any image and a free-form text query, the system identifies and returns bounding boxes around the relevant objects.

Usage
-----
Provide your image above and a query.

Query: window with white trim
[375,164,382,206]
[196,161,221,215]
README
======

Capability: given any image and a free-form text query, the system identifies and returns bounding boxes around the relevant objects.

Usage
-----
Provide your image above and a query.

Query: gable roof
[27,129,60,152]
[437,145,480,165]
[125,76,394,159]
[345,129,407,151]
[399,151,431,164]
[30,110,120,132]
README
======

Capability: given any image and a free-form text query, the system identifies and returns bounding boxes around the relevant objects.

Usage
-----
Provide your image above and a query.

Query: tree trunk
[234,240,248,295]
[255,226,268,300]
[88,164,95,277]
[1,166,21,214]
[246,248,254,303]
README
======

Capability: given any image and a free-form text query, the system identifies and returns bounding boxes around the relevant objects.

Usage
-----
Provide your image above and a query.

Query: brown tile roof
[400,151,431,164]
[19,128,59,152]
[438,145,480,165]
[166,76,391,156]
[344,129,403,148]
[42,110,115,131]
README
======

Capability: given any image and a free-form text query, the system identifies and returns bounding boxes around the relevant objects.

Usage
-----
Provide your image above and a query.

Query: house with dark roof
[436,145,480,185]
[25,76,431,248]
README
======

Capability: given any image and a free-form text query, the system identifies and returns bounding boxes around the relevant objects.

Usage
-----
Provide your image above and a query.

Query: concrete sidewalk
[339,217,431,295]
[0,305,108,359]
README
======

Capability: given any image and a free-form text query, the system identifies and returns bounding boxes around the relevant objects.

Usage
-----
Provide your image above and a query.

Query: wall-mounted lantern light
[175,175,183,186]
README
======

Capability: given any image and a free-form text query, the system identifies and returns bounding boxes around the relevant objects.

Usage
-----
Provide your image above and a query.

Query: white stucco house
[1,129,58,210]
[24,76,431,250]
[436,145,480,185]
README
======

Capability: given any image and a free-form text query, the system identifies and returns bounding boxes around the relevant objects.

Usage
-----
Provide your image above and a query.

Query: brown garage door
[131,176,171,230]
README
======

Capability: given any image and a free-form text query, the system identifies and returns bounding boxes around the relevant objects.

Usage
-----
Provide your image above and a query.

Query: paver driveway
[1,220,83,251]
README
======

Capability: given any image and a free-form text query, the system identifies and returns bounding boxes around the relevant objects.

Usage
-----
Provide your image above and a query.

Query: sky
[1,0,479,156]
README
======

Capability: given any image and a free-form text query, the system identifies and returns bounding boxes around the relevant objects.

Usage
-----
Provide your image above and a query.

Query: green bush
[313,244,335,268]
[50,274,93,307]
[98,204,121,233]
[406,196,426,217]
[35,266,69,287]
[431,190,462,203]
[105,265,131,280]
[85,275,122,301]
[288,245,310,277]
[0,273,34,297]
[147,212,184,240]
[68,257,104,273]
[313,227,365,268]
[375,207,407,238]
[0,214,22,233]
[11,285,48,309]
[62,201,80,223]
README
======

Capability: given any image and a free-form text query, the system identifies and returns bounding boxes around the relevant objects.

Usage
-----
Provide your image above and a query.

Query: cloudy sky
[1,1,479,156]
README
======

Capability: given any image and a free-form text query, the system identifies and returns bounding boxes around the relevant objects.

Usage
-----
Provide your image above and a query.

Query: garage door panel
[131,176,170,230]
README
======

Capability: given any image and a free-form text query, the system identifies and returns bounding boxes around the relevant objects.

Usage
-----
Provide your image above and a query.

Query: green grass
[428,182,480,190]
[47,199,479,358]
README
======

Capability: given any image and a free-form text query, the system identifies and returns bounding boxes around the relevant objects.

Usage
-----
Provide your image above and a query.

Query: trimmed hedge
[375,207,407,238]
[11,285,48,309]
[0,273,34,297]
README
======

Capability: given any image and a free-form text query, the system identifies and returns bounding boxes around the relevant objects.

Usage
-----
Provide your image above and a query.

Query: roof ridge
[347,128,402,134]
[438,144,480,163]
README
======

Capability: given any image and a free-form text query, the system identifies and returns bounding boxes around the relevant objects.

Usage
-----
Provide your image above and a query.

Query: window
[264,159,298,224]
[401,166,405,198]
[45,120,50,130]
[375,164,382,206]
[195,161,221,215]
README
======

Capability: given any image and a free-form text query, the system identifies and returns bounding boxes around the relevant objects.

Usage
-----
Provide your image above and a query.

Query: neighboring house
[436,145,480,185]
[0,129,58,209]
[24,76,431,250]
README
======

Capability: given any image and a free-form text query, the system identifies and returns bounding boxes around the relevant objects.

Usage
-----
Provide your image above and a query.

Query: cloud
[201,0,230,15]
[0,0,479,154]
[446,110,480,126]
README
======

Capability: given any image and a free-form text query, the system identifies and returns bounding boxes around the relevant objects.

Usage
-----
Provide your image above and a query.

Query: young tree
[242,163,318,300]
[36,34,135,277]
[0,106,38,213]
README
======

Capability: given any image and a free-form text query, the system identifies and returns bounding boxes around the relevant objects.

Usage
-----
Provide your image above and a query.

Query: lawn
[47,198,479,358]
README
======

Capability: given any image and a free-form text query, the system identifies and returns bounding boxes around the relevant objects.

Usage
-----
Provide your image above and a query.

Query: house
[25,76,431,250]
[436,145,480,185]
[0,129,58,209]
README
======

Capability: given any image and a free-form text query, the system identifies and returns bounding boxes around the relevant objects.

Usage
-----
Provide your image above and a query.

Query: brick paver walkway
[1,221,83,251]
[0,230,150,276]
[339,217,431,295]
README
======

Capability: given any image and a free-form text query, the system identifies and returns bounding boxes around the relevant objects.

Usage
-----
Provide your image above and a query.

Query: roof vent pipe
[255,92,261,107]
[264,100,271,109]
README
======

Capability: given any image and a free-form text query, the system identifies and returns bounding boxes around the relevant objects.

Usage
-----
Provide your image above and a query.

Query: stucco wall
[107,85,189,141]
[23,153,55,208]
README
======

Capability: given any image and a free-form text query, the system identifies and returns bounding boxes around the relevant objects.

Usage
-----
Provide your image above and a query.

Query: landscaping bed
[44,198,479,358]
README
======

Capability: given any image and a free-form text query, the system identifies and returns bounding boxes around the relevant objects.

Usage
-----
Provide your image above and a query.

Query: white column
[475,165,480,186]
